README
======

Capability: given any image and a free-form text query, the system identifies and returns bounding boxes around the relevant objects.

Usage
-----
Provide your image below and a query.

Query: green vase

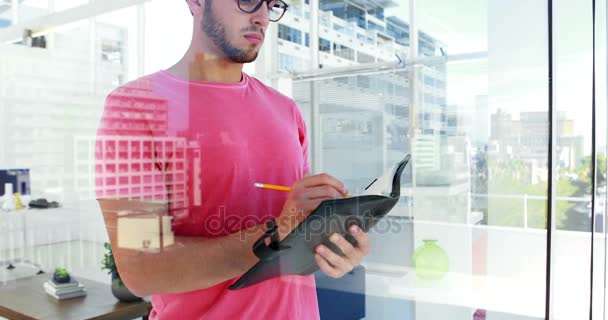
[413,239,450,280]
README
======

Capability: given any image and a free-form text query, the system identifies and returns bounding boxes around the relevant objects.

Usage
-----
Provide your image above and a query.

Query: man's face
[201,0,269,63]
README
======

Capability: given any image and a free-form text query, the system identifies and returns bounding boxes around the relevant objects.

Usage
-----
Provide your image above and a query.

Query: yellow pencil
[253,183,291,192]
[253,183,351,198]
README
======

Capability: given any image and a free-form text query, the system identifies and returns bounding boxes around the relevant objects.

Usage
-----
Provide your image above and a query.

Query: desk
[0,273,151,320]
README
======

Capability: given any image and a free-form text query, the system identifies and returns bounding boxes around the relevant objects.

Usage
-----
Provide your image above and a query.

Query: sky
[386,0,407,18]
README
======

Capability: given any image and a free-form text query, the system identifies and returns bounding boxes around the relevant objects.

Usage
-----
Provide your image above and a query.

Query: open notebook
[229,154,411,290]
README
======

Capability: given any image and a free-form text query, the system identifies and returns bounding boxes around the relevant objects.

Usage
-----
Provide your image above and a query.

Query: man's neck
[167,49,244,83]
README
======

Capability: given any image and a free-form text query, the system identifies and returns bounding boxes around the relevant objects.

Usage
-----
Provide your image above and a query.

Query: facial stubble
[202,2,260,63]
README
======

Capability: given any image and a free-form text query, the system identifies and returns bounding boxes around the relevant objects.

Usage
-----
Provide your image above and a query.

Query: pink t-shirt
[95,70,318,319]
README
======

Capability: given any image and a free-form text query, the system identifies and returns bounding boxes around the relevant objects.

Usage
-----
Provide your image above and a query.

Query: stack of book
[43,277,87,300]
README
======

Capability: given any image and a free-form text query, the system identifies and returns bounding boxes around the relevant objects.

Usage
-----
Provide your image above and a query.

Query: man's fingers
[349,225,370,256]
[314,253,341,279]
[303,185,344,200]
[315,244,353,274]
[296,173,347,195]
[329,233,360,264]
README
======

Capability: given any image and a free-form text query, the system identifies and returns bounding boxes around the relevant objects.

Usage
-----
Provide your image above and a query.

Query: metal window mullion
[603,1,608,318]
[589,1,598,318]
[545,0,556,319]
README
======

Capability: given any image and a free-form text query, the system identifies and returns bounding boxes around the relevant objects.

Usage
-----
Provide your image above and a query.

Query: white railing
[471,193,591,229]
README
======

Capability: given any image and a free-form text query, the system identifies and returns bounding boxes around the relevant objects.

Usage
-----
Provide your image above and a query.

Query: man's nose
[250,0,271,28]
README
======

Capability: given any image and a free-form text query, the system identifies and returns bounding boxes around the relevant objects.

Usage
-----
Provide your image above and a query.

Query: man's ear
[186,0,203,17]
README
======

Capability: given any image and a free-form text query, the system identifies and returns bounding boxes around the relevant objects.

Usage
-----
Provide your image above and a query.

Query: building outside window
[278,23,302,45]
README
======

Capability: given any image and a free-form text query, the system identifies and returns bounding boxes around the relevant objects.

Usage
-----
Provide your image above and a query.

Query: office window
[278,53,305,72]
[333,43,355,61]
[368,20,385,33]
[320,0,346,19]
[346,4,366,29]
[278,23,302,45]
[101,38,125,64]
[357,51,375,64]
[319,37,331,53]
[333,23,345,33]
[387,17,409,47]
[368,6,385,21]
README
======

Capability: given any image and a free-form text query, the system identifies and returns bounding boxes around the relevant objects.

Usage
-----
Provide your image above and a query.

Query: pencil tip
[253,183,263,188]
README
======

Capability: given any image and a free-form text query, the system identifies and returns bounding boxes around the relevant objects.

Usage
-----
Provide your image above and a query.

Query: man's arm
[99,198,267,296]
[99,173,351,296]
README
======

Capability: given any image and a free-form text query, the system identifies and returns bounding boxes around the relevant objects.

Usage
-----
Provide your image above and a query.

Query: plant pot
[111,272,142,302]
[413,239,450,280]
[53,274,70,283]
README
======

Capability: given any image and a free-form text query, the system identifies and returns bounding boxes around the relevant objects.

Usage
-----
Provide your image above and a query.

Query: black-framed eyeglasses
[238,0,289,22]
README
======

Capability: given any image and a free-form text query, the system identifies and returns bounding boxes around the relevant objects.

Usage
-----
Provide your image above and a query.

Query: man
[95,0,370,318]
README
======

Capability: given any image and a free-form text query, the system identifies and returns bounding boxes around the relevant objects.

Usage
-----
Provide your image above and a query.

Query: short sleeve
[294,103,311,176]
[95,86,168,202]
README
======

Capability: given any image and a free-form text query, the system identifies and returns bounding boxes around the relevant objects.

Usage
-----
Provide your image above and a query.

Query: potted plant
[101,242,142,302]
[52,267,71,283]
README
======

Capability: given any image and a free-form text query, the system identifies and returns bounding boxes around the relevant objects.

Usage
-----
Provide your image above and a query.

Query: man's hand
[276,173,348,240]
[275,173,370,278]
[314,224,370,278]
